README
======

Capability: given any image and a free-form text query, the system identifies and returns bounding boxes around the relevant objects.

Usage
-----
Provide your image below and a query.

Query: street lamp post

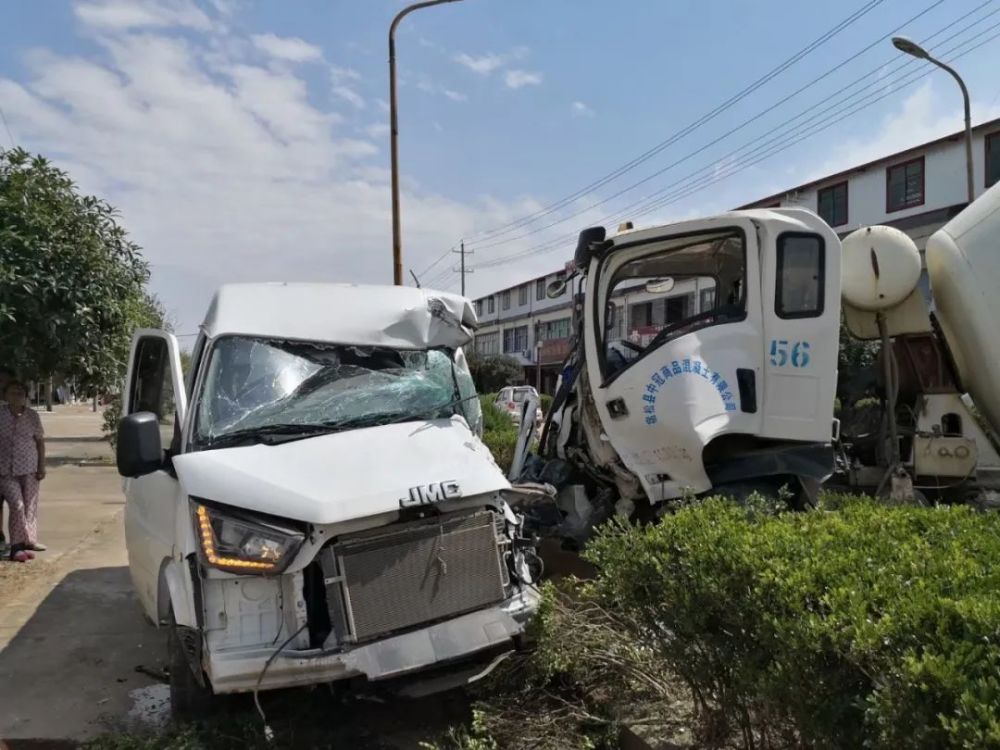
[892,36,974,204]
[389,0,464,286]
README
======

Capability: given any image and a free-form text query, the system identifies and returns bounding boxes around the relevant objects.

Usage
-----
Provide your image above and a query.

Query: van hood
[172,416,509,525]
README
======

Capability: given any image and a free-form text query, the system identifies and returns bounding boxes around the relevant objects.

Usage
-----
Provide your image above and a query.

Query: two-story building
[470,117,1000,392]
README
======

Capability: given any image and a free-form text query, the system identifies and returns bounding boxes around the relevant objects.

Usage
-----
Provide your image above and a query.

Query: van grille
[322,511,508,643]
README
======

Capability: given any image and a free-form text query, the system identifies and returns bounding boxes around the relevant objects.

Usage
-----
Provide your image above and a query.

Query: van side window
[776,234,824,319]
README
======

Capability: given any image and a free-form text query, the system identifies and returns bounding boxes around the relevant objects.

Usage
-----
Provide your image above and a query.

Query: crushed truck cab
[519,208,842,531]
[116,283,539,716]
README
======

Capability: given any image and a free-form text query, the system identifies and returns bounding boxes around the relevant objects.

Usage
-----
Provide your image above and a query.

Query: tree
[465,351,523,394]
[0,148,160,394]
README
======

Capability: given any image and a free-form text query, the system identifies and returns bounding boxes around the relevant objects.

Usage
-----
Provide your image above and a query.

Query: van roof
[200,283,477,349]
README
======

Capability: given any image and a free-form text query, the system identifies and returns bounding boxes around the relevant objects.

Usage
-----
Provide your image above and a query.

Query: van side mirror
[117,411,163,477]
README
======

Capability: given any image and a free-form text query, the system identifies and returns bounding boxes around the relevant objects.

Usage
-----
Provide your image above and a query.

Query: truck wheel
[167,611,214,721]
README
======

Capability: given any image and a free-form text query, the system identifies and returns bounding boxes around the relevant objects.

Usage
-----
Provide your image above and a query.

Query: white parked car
[116,283,540,718]
[494,386,542,427]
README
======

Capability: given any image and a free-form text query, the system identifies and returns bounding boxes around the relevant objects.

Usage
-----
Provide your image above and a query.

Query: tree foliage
[0,147,160,391]
[465,351,523,394]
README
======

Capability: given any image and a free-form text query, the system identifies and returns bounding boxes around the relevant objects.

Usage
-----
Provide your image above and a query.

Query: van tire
[168,611,214,721]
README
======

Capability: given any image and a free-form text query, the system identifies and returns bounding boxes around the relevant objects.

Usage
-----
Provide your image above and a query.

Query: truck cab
[116,283,539,716]
[534,208,841,519]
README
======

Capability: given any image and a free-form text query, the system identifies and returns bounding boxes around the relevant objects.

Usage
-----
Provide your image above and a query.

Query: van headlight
[192,502,304,574]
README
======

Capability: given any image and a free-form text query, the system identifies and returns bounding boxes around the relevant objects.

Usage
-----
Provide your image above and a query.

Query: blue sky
[2,0,999,336]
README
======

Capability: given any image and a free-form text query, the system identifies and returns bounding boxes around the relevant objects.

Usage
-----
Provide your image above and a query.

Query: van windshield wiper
[205,423,340,449]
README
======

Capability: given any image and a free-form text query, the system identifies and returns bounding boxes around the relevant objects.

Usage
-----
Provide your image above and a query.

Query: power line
[0,106,15,148]
[470,0,968,254]
[472,5,1000,269]
[475,27,1000,270]
[465,0,887,242]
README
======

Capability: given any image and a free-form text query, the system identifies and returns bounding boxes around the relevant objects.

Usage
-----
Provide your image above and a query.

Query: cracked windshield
[195,337,475,443]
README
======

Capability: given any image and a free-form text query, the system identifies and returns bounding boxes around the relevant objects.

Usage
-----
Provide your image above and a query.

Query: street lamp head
[892,36,930,60]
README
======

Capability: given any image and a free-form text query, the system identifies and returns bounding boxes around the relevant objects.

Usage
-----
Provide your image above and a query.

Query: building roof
[201,282,476,347]
[737,116,1000,209]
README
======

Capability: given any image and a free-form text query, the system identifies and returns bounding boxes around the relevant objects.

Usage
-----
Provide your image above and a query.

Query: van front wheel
[168,611,215,721]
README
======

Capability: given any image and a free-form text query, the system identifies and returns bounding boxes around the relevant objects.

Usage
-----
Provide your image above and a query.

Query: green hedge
[582,497,1000,749]
[480,394,519,471]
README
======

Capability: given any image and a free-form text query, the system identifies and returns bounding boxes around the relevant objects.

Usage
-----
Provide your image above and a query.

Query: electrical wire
[465,0,887,242]
[471,0,987,254]
[472,16,1000,270]
[254,622,308,743]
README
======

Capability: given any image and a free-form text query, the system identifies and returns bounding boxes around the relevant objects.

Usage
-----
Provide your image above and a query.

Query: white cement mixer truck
[509,179,1000,540]
[833,179,1000,504]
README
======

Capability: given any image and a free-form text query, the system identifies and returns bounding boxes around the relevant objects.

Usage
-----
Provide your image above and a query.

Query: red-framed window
[987,131,1000,189]
[817,181,848,227]
[886,156,925,213]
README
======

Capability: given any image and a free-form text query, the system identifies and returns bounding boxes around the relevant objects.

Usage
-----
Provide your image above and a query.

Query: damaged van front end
[116,284,541,715]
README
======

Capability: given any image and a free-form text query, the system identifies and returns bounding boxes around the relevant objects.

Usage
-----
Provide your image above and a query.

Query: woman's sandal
[9,544,34,563]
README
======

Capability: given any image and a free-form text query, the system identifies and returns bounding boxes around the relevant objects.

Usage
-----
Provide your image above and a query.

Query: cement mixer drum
[841,225,922,312]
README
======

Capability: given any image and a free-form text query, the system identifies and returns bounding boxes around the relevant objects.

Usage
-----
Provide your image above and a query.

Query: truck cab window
[776,233,824,318]
[604,232,746,378]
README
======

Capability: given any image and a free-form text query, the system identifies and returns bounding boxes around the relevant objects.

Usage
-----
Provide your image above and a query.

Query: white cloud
[365,122,390,138]
[443,89,467,102]
[504,69,542,90]
[332,85,365,109]
[375,98,390,113]
[330,65,361,83]
[453,47,528,76]
[250,33,323,64]
[0,17,541,332]
[74,0,212,31]
[453,52,505,75]
[571,100,594,117]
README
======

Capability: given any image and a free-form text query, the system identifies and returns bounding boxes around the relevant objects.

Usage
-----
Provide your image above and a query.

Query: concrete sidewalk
[0,405,167,742]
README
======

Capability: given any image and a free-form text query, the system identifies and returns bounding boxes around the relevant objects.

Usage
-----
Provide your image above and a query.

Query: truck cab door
[583,218,764,501]
[121,329,188,622]
[757,222,841,444]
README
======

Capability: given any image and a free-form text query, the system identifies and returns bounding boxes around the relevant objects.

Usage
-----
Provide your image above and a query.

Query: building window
[475,300,483,317]
[518,284,528,306]
[475,331,500,356]
[776,233,824,319]
[538,317,571,341]
[501,290,511,310]
[666,293,694,323]
[987,131,1000,188]
[817,181,848,227]
[886,156,924,212]
[536,278,545,300]
[503,326,528,353]
[630,301,654,329]
[487,296,495,314]
[699,287,716,312]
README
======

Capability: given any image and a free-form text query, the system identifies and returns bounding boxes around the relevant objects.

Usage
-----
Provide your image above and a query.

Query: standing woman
[0,380,46,562]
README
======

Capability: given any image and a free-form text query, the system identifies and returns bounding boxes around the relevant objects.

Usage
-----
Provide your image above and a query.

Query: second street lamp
[389,0,464,286]
[892,36,974,204]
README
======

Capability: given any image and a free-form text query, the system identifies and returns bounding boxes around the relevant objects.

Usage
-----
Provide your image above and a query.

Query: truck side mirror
[117,411,164,477]
[574,226,607,270]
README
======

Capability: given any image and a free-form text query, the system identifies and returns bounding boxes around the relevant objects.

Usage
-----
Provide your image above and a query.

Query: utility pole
[388,0,465,285]
[452,241,473,296]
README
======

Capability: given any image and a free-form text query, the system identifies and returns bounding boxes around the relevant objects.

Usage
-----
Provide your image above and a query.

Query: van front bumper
[206,588,538,694]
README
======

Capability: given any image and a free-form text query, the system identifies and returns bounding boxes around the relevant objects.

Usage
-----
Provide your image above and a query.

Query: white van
[116,283,540,717]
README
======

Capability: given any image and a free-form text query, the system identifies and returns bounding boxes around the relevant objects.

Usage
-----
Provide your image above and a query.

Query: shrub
[465,352,523,394]
[582,497,1000,749]
[479,395,519,470]
[101,394,121,449]
[539,393,553,414]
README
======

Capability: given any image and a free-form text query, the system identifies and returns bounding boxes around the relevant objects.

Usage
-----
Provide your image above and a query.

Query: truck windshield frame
[191,336,476,449]
[596,227,748,384]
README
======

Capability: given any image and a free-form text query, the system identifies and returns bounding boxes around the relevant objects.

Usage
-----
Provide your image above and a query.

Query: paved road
[0,405,168,743]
